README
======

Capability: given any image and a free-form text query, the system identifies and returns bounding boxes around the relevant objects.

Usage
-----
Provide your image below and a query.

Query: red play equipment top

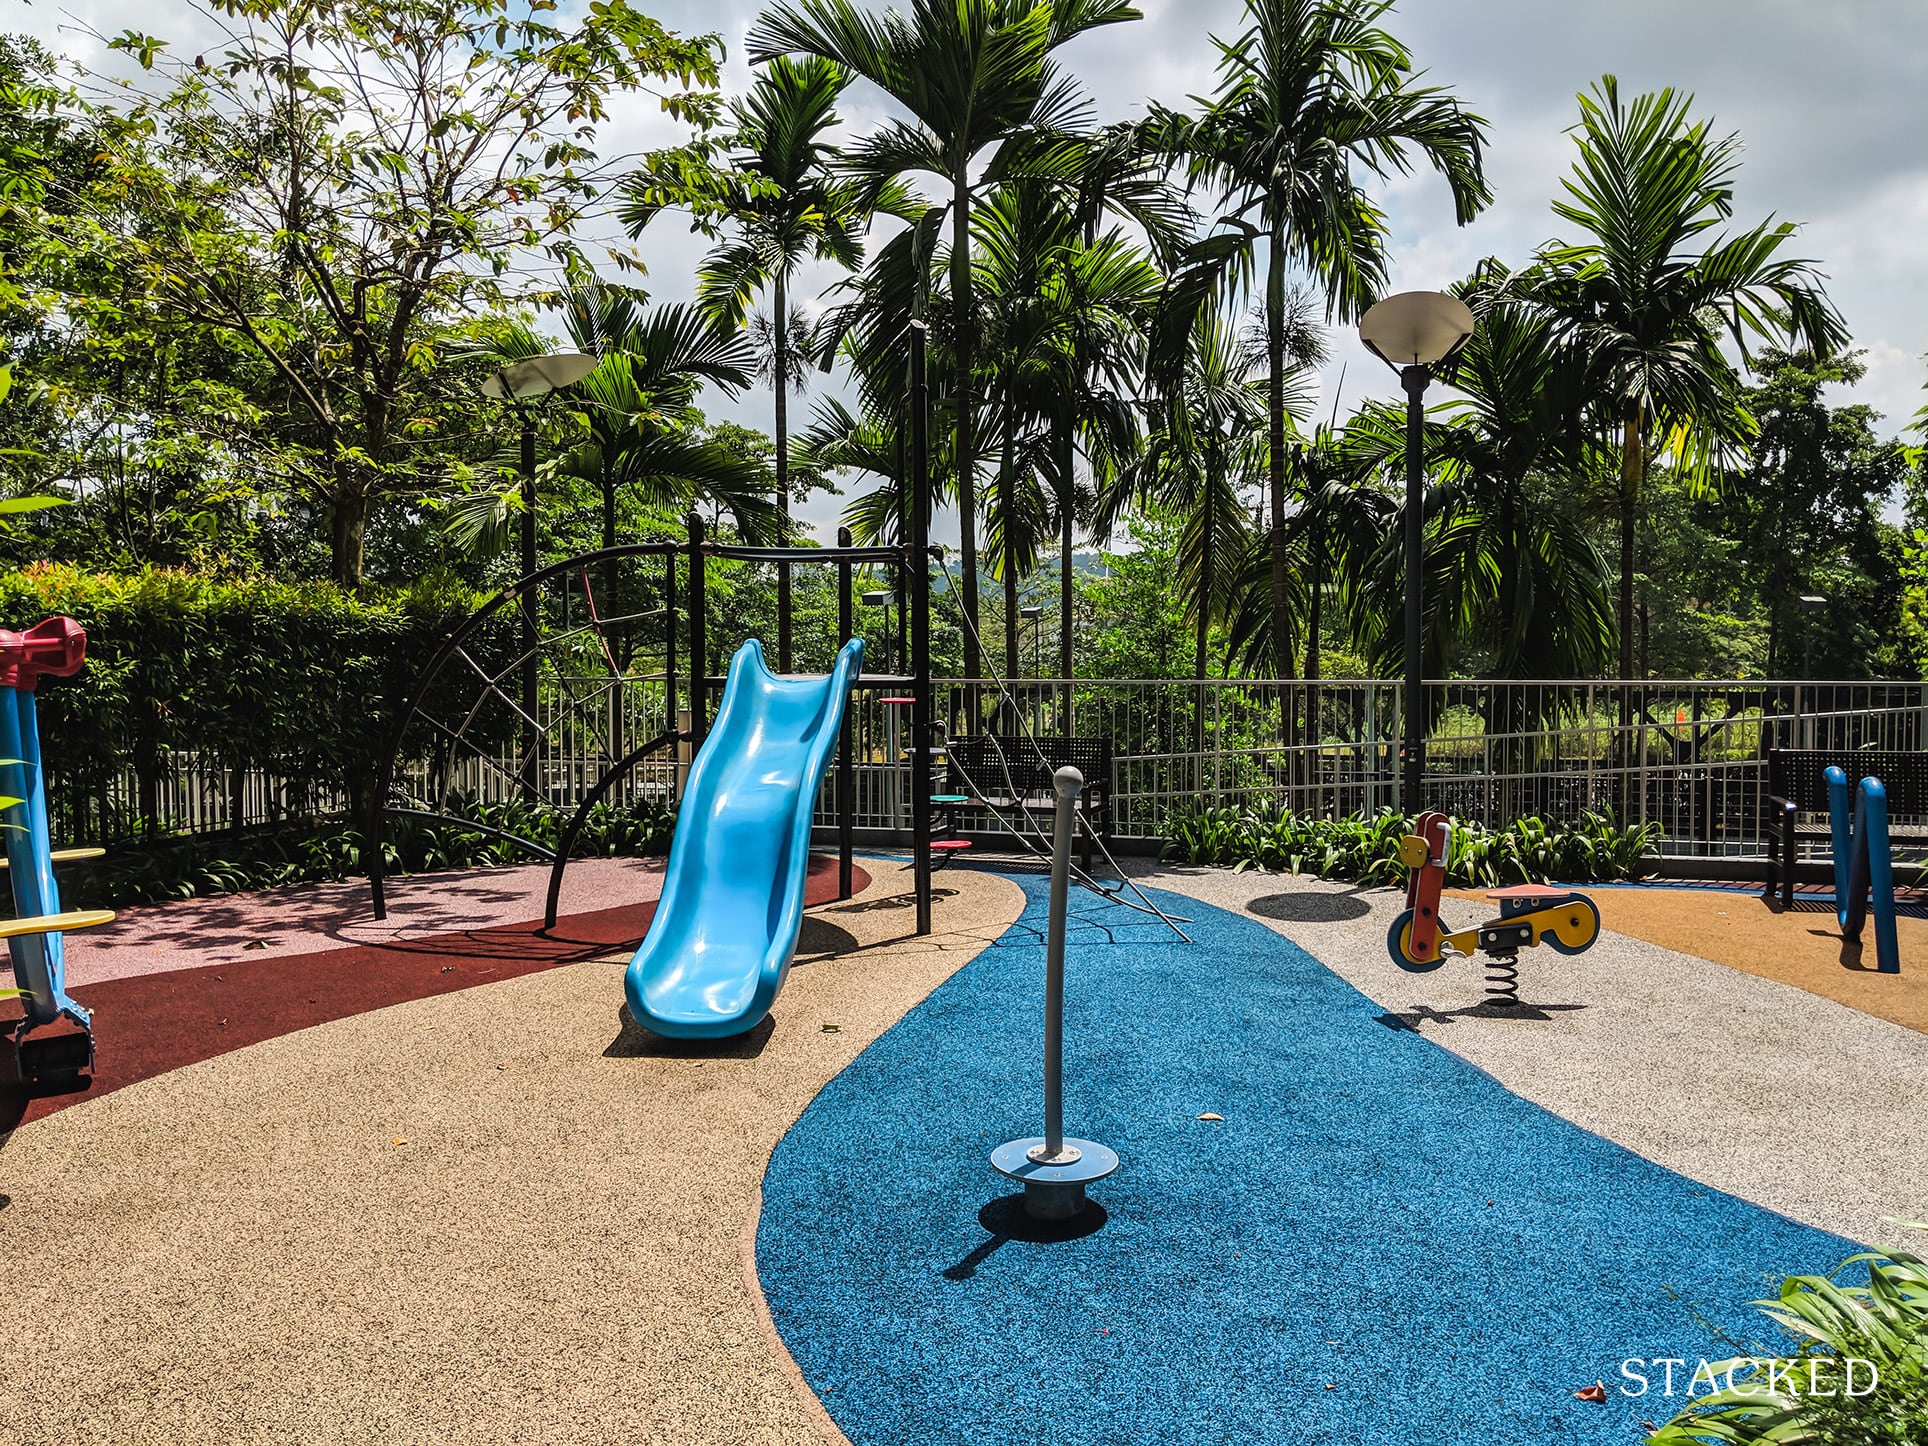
[0,615,87,691]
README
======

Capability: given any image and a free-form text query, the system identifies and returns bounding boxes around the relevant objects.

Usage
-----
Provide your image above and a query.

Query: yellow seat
[0,908,116,940]
[0,847,107,868]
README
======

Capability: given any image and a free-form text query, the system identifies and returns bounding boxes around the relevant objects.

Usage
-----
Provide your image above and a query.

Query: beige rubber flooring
[0,865,1023,1446]
[1129,862,1928,1248]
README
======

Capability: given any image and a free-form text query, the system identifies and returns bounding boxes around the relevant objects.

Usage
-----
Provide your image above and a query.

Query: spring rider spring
[1,617,115,1089]
[1385,811,1601,1008]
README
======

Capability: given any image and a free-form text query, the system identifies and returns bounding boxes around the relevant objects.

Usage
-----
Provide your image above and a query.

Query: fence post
[837,526,854,902]
[687,512,707,758]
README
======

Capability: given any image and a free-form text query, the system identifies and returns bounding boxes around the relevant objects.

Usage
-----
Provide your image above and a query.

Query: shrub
[1158,802,1661,886]
[1647,1226,1928,1444]
[0,564,476,841]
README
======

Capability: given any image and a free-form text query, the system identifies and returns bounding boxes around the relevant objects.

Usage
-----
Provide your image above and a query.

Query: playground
[2,509,1925,1444]
[5,848,1924,1444]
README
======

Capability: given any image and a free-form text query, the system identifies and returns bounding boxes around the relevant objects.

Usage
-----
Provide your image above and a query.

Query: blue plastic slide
[623,637,863,1038]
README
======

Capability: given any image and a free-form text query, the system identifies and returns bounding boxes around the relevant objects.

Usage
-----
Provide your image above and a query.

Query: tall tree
[746,0,1141,686]
[83,0,724,586]
[1148,0,1489,719]
[1101,312,1269,699]
[449,294,774,559]
[1342,287,1615,685]
[623,54,887,667]
[1723,348,1909,677]
[1530,76,1846,682]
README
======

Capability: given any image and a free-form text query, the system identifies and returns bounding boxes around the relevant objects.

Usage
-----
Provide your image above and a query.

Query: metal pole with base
[991,765,1118,1220]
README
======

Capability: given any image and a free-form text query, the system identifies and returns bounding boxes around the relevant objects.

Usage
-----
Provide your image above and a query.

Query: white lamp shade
[479,352,598,400]
[1359,292,1476,367]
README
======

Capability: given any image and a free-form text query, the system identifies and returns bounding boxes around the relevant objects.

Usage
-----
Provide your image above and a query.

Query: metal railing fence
[47,675,1928,860]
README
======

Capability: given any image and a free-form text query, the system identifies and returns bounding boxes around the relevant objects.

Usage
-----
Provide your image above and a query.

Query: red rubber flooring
[2,854,867,1132]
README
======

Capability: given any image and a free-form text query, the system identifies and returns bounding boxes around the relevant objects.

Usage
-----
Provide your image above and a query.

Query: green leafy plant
[1159,802,1661,886]
[1648,1224,1928,1444]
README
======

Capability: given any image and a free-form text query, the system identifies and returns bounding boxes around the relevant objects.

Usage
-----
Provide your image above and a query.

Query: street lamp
[1019,603,1045,730]
[1797,594,1829,679]
[479,352,596,799]
[1020,604,1043,679]
[863,589,892,674]
[1359,291,1476,815]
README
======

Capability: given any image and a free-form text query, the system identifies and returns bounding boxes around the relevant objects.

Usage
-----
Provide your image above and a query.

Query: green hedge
[0,564,477,841]
[1160,802,1662,886]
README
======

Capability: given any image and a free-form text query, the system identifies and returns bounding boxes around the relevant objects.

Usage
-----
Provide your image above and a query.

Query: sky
[17,0,1928,542]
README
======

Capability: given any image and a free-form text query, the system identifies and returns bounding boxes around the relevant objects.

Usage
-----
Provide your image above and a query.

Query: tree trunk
[1195,466,1214,792]
[1614,400,1644,820]
[1617,399,1644,683]
[1057,407,1074,686]
[774,267,793,671]
[1266,221,1294,763]
[952,175,982,693]
[1000,393,1020,688]
[1304,508,1323,799]
[331,485,368,589]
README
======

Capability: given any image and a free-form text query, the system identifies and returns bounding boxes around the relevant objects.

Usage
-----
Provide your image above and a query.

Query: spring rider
[1385,811,1601,1008]
[1,616,115,1089]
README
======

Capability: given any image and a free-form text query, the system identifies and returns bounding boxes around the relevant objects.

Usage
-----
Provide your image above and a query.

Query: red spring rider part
[1401,810,1452,963]
[0,616,87,692]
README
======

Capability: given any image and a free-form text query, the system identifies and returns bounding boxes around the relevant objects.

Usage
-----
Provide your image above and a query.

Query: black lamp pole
[909,319,933,937]
[1359,291,1475,820]
[1400,364,1428,815]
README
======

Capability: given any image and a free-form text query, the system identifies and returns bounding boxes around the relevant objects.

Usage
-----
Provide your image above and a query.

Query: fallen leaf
[821,1023,842,1032]
[243,940,268,951]
[1323,1383,1335,1391]
[1573,1381,1607,1403]
[496,1064,507,1071]
[213,975,224,982]
[392,1137,408,1146]
[216,1018,228,1027]
[1197,1112,1224,1122]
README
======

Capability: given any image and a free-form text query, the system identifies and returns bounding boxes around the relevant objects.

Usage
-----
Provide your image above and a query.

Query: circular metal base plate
[992,1137,1118,1186]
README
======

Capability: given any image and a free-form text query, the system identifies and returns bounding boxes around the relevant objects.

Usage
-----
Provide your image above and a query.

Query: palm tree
[621,55,884,668]
[1105,313,1269,692]
[1342,284,1615,686]
[1146,0,1489,717]
[746,0,1142,686]
[451,291,774,560]
[1528,76,1846,685]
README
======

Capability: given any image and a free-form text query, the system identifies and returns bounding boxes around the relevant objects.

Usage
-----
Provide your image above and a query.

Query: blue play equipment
[623,636,863,1039]
[1825,765,1900,974]
[1,616,116,1087]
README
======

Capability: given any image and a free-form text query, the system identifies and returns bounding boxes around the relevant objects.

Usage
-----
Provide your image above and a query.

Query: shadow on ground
[942,1193,1110,1280]
[1245,891,1373,924]
[605,1006,776,1060]
[1375,1000,1589,1030]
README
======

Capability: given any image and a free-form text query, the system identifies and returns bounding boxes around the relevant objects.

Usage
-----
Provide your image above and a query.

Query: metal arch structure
[365,521,941,937]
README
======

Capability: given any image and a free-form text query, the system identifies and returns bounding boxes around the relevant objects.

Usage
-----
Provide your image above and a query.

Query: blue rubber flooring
[757,874,1852,1445]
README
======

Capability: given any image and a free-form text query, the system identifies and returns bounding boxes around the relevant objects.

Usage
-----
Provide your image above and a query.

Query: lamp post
[1359,292,1476,816]
[1797,594,1829,749]
[1020,603,1044,730]
[1020,604,1043,678]
[479,352,597,800]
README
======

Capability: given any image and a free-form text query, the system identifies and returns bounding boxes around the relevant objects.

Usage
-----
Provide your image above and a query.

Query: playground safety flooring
[3,859,1924,1444]
[0,862,1022,1446]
